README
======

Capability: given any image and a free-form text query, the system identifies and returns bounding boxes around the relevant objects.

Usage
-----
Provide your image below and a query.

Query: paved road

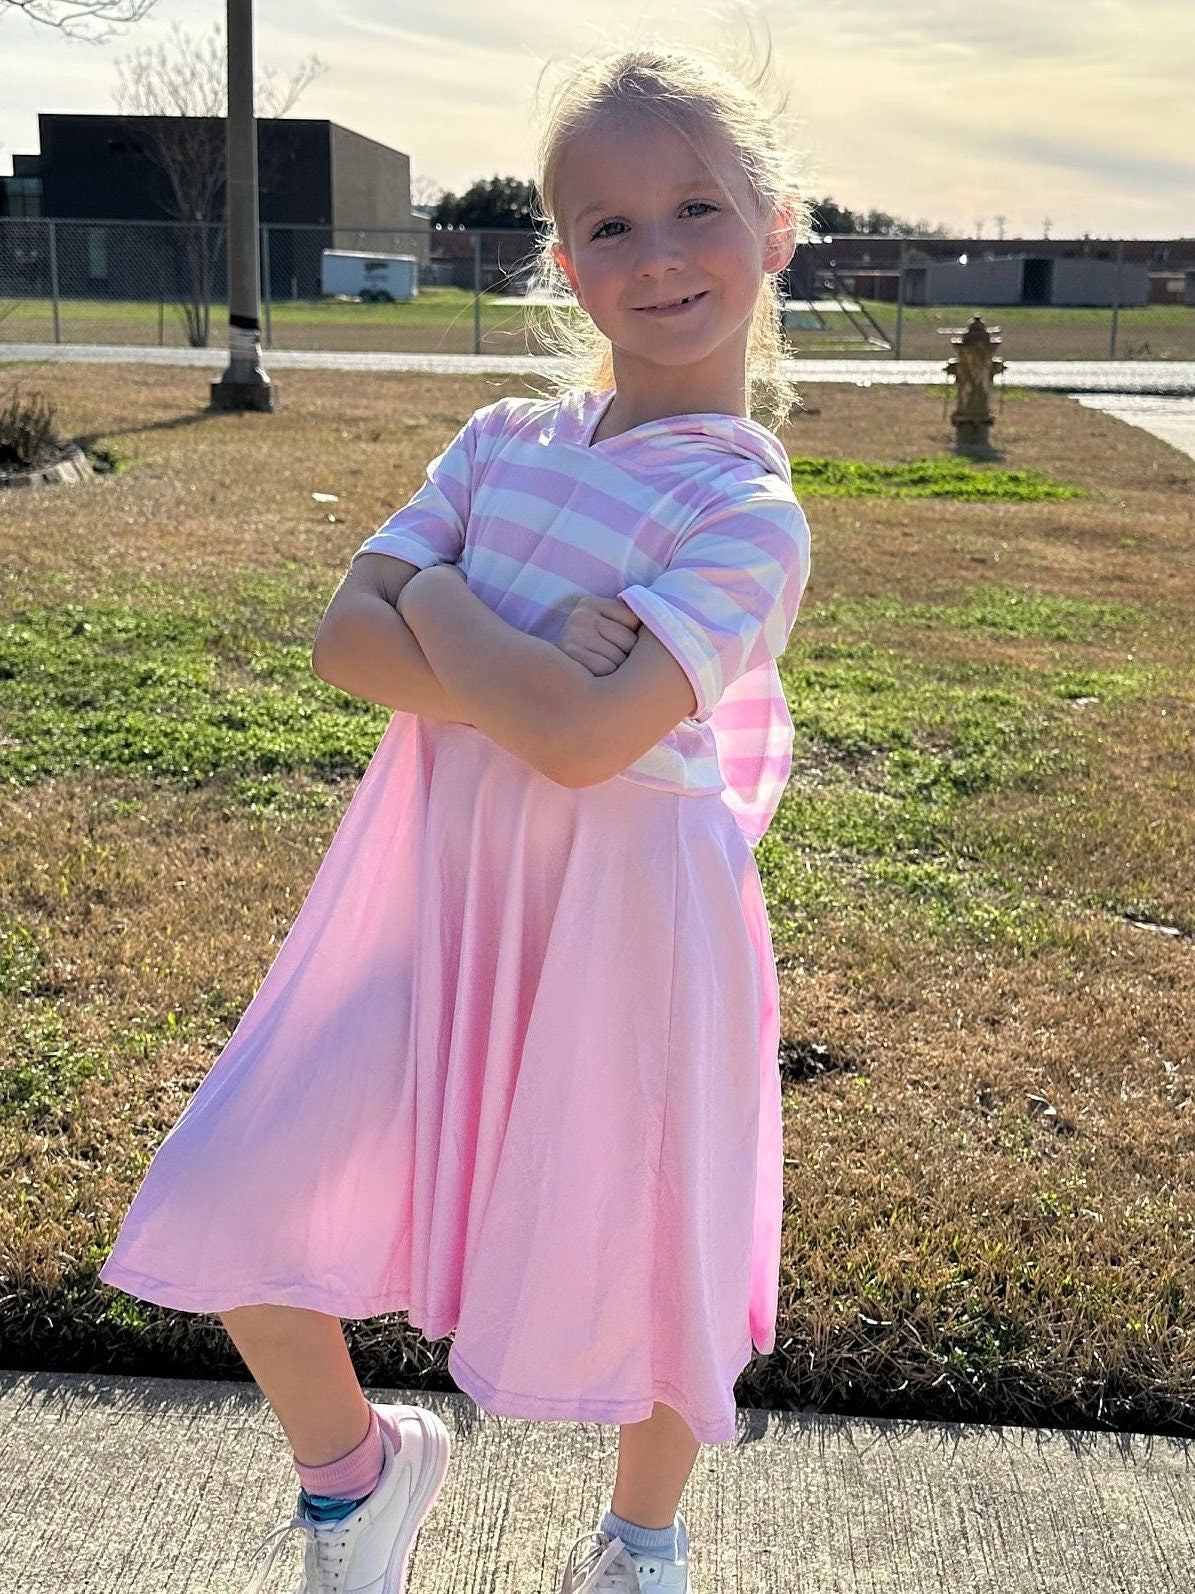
[4,342,1195,395]
[8,343,1194,465]
[4,1368,1192,1593]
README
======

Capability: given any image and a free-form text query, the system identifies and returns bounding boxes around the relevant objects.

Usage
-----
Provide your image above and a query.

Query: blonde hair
[525,41,815,434]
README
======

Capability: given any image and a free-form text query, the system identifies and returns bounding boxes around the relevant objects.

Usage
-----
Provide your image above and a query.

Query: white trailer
[320,250,419,302]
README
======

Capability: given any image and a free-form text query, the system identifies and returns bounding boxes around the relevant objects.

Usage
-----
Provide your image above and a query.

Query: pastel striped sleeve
[351,405,489,570]
[617,492,811,723]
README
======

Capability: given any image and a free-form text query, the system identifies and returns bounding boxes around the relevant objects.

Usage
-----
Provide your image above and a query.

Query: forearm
[400,568,596,782]
[312,587,476,723]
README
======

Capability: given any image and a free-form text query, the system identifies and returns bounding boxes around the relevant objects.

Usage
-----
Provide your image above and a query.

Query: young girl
[99,42,812,1594]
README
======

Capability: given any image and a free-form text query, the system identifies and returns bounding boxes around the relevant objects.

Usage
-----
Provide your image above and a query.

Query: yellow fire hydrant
[944,315,1005,453]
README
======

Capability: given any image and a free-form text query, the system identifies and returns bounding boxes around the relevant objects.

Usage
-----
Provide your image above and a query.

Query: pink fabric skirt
[99,713,783,1445]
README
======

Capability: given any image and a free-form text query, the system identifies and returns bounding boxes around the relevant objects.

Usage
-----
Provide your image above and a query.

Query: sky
[1,0,1192,240]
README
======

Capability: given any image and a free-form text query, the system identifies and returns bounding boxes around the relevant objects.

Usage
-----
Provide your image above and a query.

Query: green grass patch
[0,916,46,998]
[0,999,107,1128]
[810,586,1146,645]
[759,625,1162,951]
[788,455,1093,500]
[874,300,1195,330]
[0,589,389,788]
[1,287,545,336]
[222,774,343,817]
[0,571,1173,956]
[82,436,138,475]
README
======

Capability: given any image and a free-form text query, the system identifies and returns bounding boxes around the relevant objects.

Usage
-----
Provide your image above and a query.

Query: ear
[762,201,799,275]
[553,246,584,303]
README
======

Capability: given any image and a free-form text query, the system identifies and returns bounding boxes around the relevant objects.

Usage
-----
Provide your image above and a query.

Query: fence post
[473,231,482,356]
[47,219,61,345]
[261,224,273,349]
[1108,238,1123,360]
[893,237,906,360]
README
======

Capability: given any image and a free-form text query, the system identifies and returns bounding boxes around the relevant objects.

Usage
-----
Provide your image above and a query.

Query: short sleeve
[617,493,811,723]
[351,407,485,570]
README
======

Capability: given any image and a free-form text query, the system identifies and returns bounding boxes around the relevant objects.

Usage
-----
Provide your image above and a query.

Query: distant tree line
[429,177,950,238]
[806,198,951,239]
[431,178,540,230]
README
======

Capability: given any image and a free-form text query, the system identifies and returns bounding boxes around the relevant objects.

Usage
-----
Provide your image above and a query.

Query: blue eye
[590,201,718,240]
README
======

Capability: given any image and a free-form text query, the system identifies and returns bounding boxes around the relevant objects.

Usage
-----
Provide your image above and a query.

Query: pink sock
[293,1403,389,1499]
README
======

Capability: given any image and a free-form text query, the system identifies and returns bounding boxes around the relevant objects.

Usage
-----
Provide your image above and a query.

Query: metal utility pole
[210,0,276,411]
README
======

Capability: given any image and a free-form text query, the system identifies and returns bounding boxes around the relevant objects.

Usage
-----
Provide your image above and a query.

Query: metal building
[903,253,1148,307]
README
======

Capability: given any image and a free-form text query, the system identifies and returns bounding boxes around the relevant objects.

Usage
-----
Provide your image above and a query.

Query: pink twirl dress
[99,388,812,1444]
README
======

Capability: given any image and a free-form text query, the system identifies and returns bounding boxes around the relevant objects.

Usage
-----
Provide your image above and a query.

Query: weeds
[789,455,1092,500]
[0,385,62,472]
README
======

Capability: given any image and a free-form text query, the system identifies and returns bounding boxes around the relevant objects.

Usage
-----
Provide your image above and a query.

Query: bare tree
[410,172,446,210]
[2,0,155,43]
[114,21,325,346]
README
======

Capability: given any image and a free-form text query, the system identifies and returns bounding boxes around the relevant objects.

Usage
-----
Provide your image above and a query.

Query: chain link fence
[2,219,1193,362]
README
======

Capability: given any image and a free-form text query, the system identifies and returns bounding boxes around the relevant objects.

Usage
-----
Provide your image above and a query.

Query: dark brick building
[798,235,1195,307]
[0,113,429,299]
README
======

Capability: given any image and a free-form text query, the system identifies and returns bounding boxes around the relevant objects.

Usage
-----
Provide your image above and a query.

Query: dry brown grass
[2,366,1192,1430]
[785,382,1195,613]
[1,367,533,598]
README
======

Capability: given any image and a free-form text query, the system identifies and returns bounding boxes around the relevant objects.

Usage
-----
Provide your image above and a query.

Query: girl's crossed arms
[312,550,695,789]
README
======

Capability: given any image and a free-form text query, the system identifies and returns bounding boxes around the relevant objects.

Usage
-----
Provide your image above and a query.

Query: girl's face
[552,110,796,387]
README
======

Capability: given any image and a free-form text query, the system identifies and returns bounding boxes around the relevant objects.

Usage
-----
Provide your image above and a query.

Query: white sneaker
[557,1515,693,1594]
[243,1403,451,1593]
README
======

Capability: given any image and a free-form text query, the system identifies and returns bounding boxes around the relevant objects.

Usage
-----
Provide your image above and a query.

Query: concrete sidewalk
[3,343,1195,394]
[1074,392,1195,464]
[4,1368,1192,1592]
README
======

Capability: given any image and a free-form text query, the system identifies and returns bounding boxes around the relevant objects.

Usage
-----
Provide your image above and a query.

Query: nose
[631,219,686,278]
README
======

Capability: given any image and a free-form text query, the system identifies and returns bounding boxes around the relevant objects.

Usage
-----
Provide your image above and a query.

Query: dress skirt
[99,711,784,1445]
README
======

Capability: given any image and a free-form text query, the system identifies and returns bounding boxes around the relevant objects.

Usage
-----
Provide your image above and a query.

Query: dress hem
[447,1343,750,1446]
[96,1264,455,1331]
[96,1264,752,1444]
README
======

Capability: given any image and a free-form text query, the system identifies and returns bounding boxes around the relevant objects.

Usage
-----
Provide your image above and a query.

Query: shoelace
[242,1507,355,1594]
[557,1531,643,1593]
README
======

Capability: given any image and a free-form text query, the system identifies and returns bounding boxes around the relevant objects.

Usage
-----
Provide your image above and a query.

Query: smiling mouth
[635,291,707,311]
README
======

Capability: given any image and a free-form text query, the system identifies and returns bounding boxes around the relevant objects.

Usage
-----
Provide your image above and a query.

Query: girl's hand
[557,595,642,676]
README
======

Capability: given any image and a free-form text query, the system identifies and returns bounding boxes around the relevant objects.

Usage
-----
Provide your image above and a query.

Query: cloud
[957,129,1195,196]
[1,0,1193,236]
[777,0,1191,67]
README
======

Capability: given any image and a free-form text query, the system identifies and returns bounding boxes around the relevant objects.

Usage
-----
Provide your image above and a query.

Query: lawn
[841,301,1195,362]
[3,288,1193,360]
[1,366,1192,1433]
[0,287,548,355]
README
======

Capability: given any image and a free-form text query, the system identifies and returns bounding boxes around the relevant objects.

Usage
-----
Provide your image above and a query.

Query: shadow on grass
[75,408,221,449]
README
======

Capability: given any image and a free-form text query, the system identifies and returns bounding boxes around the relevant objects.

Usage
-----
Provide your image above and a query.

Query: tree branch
[4,0,156,43]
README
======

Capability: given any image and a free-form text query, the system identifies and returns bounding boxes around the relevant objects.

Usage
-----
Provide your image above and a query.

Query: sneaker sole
[376,1404,452,1593]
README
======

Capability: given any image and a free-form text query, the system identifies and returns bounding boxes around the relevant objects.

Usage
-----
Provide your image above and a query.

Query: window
[3,177,42,219]
[87,227,109,281]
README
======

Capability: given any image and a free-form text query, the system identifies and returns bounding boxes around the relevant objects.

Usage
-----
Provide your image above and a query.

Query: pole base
[952,421,993,451]
[209,378,278,413]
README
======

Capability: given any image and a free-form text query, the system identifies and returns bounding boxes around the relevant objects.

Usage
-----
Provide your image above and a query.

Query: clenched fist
[557,595,642,676]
